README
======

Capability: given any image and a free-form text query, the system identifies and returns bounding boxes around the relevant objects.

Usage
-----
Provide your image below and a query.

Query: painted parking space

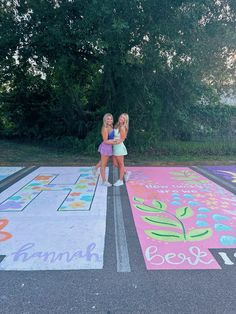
[201,165,236,185]
[0,167,23,182]
[0,167,108,270]
[126,167,236,270]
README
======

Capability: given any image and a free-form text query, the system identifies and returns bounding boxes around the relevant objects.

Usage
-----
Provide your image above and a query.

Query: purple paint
[0,201,23,210]
[11,242,99,263]
[203,165,236,184]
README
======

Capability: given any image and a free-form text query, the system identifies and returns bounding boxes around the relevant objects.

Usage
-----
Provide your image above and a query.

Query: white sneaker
[124,171,131,182]
[113,180,124,187]
[101,181,112,187]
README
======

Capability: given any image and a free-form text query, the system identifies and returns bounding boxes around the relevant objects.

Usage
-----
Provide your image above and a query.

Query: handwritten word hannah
[11,242,99,263]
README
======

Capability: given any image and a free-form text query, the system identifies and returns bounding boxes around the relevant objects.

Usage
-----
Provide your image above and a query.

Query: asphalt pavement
[0,165,235,314]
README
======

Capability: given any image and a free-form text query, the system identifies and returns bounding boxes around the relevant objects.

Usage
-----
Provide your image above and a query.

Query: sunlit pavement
[0,165,235,314]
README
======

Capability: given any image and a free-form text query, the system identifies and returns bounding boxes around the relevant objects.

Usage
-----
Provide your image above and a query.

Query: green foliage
[134,197,213,242]
[132,140,236,156]
[0,0,235,150]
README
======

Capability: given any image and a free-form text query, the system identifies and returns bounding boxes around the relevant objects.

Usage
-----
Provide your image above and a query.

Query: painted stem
[143,203,187,240]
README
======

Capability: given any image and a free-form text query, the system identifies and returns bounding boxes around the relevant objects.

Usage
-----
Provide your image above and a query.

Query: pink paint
[126,167,236,269]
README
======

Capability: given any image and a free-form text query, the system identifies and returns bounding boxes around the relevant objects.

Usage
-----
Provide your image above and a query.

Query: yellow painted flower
[69,201,86,208]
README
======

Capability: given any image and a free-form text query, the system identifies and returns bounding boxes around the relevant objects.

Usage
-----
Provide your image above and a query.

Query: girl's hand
[104,139,114,144]
[114,139,122,144]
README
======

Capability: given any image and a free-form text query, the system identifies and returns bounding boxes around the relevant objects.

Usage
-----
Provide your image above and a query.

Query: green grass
[0,139,235,166]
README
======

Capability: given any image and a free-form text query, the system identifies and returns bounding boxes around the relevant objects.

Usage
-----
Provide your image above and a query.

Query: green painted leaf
[186,228,212,241]
[145,230,184,242]
[174,177,196,181]
[142,216,181,229]
[134,204,163,213]
[152,200,166,211]
[170,171,186,176]
[133,197,144,203]
[184,181,201,185]
[176,206,193,219]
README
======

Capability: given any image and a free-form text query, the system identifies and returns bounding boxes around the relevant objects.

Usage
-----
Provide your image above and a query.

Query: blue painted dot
[197,214,207,218]
[171,201,181,206]
[198,207,211,212]
[212,214,229,221]
[80,195,92,202]
[183,194,194,198]
[220,235,236,246]
[9,196,22,200]
[196,220,209,227]
[214,224,232,231]
[172,193,179,197]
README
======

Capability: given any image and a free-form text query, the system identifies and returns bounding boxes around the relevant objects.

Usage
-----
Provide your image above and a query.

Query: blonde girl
[93,113,116,186]
[113,113,131,186]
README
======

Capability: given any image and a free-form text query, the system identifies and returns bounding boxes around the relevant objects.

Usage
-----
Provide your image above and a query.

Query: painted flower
[69,201,86,208]
[35,176,53,181]
[0,219,12,242]
[70,192,81,196]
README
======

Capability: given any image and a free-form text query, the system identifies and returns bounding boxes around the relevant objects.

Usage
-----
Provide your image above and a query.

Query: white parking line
[113,168,131,272]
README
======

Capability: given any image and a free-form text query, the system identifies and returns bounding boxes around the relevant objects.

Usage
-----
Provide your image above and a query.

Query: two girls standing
[93,113,130,187]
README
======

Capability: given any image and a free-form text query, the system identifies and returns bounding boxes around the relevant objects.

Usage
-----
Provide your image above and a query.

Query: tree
[0,0,235,145]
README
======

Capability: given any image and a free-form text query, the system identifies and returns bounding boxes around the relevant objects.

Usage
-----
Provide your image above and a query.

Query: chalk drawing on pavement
[126,167,236,270]
[0,167,108,270]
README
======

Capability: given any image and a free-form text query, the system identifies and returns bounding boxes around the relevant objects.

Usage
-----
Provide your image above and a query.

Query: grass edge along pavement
[0,139,235,166]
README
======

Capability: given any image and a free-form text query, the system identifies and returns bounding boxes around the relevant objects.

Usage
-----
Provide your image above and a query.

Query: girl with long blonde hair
[113,113,131,186]
[93,113,117,186]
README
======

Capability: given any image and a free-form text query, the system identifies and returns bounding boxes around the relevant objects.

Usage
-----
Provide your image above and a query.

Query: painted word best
[145,246,214,266]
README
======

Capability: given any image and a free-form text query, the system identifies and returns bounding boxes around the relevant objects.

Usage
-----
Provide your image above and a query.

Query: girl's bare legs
[95,160,101,171]
[113,156,125,186]
[113,156,131,183]
[100,155,111,186]
[117,156,125,180]
[112,156,118,168]
[92,160,101,176]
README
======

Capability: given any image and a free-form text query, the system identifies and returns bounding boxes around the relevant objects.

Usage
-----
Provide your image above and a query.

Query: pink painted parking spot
[126,167,236,270]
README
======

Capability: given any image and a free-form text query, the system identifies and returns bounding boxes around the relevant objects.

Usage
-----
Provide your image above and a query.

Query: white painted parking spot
[0,167,108,270]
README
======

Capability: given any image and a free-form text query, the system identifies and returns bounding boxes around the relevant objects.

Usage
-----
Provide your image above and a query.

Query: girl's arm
[114,126,126,144]
[120,126,127,141]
